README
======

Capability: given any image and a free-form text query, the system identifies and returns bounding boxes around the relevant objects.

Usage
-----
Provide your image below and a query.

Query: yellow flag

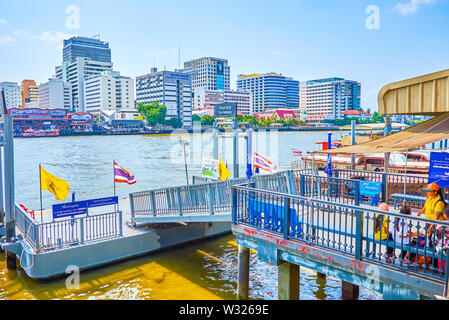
[217,157,231,181]
[40,166,70,201]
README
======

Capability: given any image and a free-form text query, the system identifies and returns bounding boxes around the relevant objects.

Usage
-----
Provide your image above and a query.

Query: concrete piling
[278,260,299,300]
[342,281,359,300]
[237,245,250,300]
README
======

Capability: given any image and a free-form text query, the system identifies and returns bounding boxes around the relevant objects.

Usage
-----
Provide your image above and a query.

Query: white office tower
[56,57,113,112]
[136,68,193,128]
[299,78,361,122]
[194,88,253,115]
[84,71,135,114]
[0,82,21,109]
[39,78,73,110]
[181,57,230,98]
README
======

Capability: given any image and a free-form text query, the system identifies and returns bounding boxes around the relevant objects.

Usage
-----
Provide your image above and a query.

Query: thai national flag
[114,161,136,185]
[253,152,273,173]
[330,143,339,149]
[292,148,303,157]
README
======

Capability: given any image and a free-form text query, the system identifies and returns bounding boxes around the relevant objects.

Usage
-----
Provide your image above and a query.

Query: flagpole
[113,160,116,197]
[113,160,117,212]
[39,164,43,224]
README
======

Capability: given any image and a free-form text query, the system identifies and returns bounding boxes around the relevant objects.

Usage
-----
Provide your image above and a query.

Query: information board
[52,196,119,219]
[428,152,449,188]
[201,159,220,180]
[214,103,237,118]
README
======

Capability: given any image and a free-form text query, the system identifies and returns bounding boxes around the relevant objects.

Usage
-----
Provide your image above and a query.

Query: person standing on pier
[417,183,446,238]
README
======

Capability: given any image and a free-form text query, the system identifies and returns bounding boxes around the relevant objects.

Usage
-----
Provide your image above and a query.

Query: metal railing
[129,169,315,222]
[15,204,122,252]
[232,185,449,282]
[334,169,429,207]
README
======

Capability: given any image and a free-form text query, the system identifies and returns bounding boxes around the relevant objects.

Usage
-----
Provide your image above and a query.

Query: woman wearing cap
[417,183,446,238]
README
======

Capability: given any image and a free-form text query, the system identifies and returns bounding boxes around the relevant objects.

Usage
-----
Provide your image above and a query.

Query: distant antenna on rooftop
[93,34,100,40]
[178,46,181,70]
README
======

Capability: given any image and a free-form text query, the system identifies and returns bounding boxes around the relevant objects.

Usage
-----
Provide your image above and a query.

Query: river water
[2,131,381,300]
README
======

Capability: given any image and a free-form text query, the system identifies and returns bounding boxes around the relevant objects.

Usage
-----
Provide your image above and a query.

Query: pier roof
[316,112,449,154]
[378,68,449,115]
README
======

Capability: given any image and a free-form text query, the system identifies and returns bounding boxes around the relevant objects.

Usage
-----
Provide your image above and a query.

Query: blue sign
[86,196,118,208]
[53,201,88,219]
[214,102,237,118]
[52,196,118,219]
[360,181,382,197]
[428,152,449,188]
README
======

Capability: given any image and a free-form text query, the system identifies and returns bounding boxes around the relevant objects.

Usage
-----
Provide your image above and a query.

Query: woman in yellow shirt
[417,183,446,238]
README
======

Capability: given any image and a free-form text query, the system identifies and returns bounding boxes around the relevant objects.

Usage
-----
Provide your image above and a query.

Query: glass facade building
[237,73,299,113]
[300,77,361,122]
[63,37,111,64]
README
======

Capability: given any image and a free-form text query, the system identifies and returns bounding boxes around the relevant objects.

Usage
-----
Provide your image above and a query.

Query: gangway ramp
[128,170,311,225]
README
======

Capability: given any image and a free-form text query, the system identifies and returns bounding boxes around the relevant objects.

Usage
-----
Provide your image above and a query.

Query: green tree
[192,114,202,123]
[137,102,167,126]
[168,117,183,128]
[201,115,215,126]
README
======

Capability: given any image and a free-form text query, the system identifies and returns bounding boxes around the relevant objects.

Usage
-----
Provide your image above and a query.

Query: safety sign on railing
[52,196,118,219]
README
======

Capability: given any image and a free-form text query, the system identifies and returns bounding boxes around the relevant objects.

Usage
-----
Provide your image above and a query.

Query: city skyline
[0,0,448,111]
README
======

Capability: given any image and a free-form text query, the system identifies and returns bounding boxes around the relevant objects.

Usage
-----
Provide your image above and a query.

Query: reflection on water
[0,235,380,300]
[6,133,381,300]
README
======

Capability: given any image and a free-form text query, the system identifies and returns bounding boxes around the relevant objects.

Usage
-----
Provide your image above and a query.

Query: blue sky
[0,0,448,111]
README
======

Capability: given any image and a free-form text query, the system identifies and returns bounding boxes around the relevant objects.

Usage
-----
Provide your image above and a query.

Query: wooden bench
[392,193,426,209]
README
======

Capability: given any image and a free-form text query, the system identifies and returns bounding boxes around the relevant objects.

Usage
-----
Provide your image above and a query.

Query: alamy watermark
[167,123,280,169]
[65,5,80,30]
[365,5,380,30]
[65,265,80,289]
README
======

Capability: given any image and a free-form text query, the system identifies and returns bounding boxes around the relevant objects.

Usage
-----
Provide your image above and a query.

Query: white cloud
[0,35,17,45]
[0,18,7,24]
[272,51,282,56]
[13,30,74,43]
[394,0,437,16]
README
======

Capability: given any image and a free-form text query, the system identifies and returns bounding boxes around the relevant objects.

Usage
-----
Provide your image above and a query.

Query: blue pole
[233,120,239,178]
[4,115,16,269]
[246,128,253,180]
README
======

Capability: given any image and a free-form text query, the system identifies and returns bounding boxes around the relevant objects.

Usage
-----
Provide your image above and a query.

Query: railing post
[34,223,40,250]
[118,211,123,237]
[151,191,157,217]
[285,171,296,195]
[166,189,172,211]
[283,197,291,240]
[300,175,305,197]
[177,189,183,216]
[355,180,360,206]
[381,173,387,203]
[208,184,215,215]
[129,193,135,222]
[231,187,237,224]
[80,218,84,244]
[354,208,363,261]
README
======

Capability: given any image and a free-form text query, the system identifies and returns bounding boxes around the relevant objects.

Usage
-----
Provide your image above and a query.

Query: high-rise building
[55,36,114,112]
[181,57,230,96]
[21,79,39,108]
[39,78,72,110]
[237,73,299,114]
[299,78,361,122]
[136,68,193,128]
[84,71,134,114]
[0,82,21,109]
[193,88,253,115]
[56,57,113,112]
[63,36,111,64]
